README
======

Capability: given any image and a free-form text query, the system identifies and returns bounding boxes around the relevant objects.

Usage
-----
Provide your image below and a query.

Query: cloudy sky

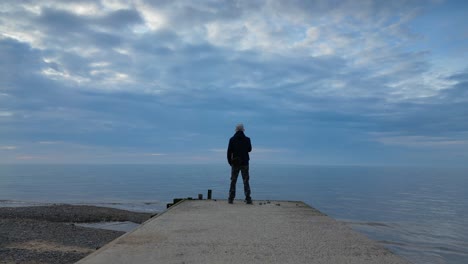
[1,0,467,165]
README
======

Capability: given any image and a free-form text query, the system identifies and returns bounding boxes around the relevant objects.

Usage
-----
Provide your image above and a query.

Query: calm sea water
[0,164,467,264]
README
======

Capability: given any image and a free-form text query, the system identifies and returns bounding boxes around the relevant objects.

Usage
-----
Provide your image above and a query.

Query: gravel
[0,205,155,264]
[0,205,153,224]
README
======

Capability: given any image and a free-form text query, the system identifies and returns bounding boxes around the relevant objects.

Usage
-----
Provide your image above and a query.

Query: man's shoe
[245,199,252,205]
[228,199,233,204]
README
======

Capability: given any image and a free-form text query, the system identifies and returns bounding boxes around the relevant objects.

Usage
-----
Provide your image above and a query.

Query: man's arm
[227,139,233,165]
[247,138,252,152]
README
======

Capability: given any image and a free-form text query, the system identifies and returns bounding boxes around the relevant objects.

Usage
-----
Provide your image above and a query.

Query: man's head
[235,123,245,132]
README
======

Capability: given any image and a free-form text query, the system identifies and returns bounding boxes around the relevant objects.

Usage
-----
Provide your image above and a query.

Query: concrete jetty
[77,200,410,264]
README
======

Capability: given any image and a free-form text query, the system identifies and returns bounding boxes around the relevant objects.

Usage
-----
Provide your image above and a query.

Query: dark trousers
[229,165,251,200]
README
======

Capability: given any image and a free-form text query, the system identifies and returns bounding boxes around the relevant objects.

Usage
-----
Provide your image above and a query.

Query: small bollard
[198,194,203,200]
[207,189,212,200]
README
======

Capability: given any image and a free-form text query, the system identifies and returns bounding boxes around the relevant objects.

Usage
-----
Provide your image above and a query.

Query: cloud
[145,153,167,156]
[0,146,17,150]
[16,155,48,160]
[0,111,14,117]
[0,0,447,104]
[252,148,288,153]
[371,134,468,148]
[38,141,62,144]
[1,0,467,165]
[440,71,468,102]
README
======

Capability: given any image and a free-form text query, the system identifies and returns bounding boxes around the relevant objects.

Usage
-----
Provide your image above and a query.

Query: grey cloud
[98,9,143,29]
[263,0,428,25]
[35,8,127,49]
[365,74,468,140]
[6,1,434,101]
[1,0,466,165]
[0,35,215,148]
[0,39,67,114]
[36,5,143,32]
[0,38,100,139]
[36,8,86,33]
[131,29,180,54]
[440,70,468,101]
[0,38,46,82]
[447,72,468,82]
[442,81,468,101]
[142,0,253,25]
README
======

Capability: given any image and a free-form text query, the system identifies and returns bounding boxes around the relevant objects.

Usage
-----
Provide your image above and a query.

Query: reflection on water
[1,164,467,264]
[350,221,468,264]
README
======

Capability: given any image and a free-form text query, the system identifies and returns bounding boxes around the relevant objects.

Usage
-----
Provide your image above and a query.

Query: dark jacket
[227,131,252,166]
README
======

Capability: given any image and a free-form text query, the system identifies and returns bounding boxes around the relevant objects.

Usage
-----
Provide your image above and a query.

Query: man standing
[227,123,252,204]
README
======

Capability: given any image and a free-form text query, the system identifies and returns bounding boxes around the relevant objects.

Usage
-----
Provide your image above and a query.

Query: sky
[0,0,467,165]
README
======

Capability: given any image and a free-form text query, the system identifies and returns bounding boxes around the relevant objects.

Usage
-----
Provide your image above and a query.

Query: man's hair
[235,123,245,132]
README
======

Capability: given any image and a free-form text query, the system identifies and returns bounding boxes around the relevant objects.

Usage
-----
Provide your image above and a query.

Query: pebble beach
[0,205,154,264]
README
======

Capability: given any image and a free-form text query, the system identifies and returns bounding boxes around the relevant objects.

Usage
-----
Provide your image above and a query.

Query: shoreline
[0,204,155,264]
[0,199,164,213]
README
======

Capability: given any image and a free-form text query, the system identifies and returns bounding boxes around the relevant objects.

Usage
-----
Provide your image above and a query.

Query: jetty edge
[76,199,411,264]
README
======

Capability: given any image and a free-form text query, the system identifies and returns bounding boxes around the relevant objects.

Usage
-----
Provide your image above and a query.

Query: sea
[0,164,467,264]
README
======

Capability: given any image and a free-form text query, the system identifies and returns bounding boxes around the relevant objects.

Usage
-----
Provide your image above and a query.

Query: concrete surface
[77,200,411,264]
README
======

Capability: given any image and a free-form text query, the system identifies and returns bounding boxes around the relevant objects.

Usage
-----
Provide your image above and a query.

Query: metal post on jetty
[167,189,212,208]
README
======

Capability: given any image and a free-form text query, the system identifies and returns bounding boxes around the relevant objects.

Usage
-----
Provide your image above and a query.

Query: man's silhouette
[227,123,252,204]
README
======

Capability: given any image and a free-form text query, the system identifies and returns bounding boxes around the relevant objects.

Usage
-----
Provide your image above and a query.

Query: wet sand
[0,205,154,264]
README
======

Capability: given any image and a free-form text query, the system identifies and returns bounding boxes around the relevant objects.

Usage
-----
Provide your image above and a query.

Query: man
[227,123,252,204]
